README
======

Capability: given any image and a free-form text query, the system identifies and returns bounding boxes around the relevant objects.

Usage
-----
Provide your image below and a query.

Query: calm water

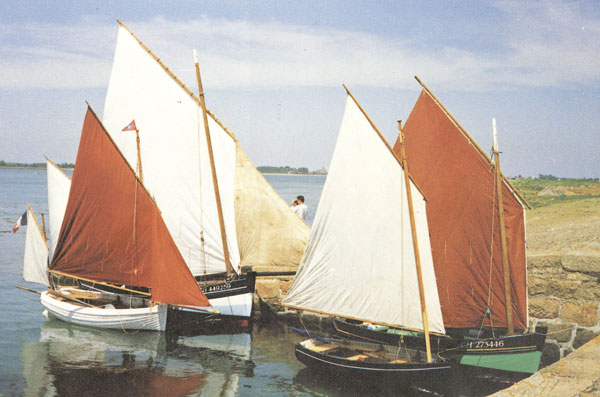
[0,168,515,396]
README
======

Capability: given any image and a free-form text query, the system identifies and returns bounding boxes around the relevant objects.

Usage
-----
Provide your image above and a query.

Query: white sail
[23,206,49,286]
[46,158,71,260]
[283,96,445,334]
[103,25,240,276]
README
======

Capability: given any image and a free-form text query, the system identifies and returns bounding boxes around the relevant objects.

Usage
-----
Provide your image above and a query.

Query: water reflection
[22,319,254,396]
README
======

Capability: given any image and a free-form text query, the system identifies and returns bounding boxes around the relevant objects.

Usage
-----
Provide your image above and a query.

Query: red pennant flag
[122,120,137,132]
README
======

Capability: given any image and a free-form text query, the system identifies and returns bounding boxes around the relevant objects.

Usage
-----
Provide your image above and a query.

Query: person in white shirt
[291,195,307,220]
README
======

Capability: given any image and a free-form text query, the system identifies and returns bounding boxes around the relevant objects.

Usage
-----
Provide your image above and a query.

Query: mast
[41,213,47,241]
[135,126,143,183]
[492,118,514,335]
[193,50,233,276]
[397,120,432,363]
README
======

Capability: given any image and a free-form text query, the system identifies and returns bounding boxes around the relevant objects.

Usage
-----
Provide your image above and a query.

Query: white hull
[210,291,254,318]
[177,291,254,318]
[40,291,168,331]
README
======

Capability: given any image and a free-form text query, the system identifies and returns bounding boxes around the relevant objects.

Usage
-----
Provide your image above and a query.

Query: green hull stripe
[459,351,543,374]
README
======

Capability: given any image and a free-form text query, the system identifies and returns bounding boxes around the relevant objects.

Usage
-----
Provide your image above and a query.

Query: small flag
[12,210,27,233]
[122,120,137,132]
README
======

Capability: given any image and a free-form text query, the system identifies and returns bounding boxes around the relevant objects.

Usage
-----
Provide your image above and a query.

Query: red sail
[394,90,527,330]
[51,107,210,308]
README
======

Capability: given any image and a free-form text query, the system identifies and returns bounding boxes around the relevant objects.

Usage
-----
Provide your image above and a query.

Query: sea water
[0,168,515,396]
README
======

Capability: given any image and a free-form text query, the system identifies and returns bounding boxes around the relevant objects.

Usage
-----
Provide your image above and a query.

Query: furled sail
[283,95,445,334]
[234,142,309,267]
[394,88,527,330]
[50,107,210,308]
[103,23,240,276]
[23,205,49,286]
[46,157,71,260]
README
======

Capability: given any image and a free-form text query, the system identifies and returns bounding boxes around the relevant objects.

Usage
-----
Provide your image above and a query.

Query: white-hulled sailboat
[101,22,310,325]
[41,105,215,331]
[282,86,453,383]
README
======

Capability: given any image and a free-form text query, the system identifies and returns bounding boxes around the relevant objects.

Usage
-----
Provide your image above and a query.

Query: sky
[0,0,598,177]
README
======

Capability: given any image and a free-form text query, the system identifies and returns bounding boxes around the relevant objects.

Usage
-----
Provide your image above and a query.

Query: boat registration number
[203,282,232,293]
[461,340,505,349]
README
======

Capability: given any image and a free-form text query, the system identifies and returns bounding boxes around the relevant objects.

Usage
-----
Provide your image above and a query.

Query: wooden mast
[40,213,47,242]
[492,118,514,335]
[397,120,432,363]
[135,126,143,183]
[193,50,232,276]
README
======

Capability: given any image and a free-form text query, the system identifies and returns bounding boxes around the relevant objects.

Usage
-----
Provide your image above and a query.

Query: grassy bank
[512,177,600,254]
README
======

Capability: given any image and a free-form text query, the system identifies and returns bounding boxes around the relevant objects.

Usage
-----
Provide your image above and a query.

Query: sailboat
[281,86,453,382]
[101,21,309,325]
[45,157,71,261]
[335,77,547,374]
[22,204,50,287]
[41,105,215,331]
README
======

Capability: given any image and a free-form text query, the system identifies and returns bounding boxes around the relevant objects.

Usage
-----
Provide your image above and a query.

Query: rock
[256,280,281,300]
[540,342,561,368]
[538,186,568,196]
[561,301,599,327]
[581,281,600,301]
[541,322,575,343]
[529,297,560,319]
[573,328,600,349]
[528,277,548,295]
[548,279,581,300]
[562,253,600,278]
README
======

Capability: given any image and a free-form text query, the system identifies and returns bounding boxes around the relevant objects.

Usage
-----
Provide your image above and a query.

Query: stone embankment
[527,253,600,366]
[491,334,600,396]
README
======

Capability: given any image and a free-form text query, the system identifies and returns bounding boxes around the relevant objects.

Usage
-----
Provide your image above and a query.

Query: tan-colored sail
[234,143,310,267]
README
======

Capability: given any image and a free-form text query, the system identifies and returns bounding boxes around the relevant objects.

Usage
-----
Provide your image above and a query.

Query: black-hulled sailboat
[282,86,453,384]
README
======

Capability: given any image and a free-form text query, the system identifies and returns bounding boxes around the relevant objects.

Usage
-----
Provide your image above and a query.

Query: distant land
[0,160,74,169]
[257,166,327,175]
[0,161,326,175]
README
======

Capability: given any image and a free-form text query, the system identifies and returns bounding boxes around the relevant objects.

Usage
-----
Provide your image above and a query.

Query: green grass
[511,177,600,209]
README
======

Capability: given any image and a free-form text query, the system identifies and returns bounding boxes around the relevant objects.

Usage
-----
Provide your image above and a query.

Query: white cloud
[0,2,598,92]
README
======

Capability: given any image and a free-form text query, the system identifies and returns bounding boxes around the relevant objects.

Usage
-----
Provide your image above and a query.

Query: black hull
[166,271,256,333]
[295,341,454,386]
[334,318,547,367]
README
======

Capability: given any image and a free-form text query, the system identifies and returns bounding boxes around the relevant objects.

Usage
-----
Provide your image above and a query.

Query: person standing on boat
[291,195,307,220]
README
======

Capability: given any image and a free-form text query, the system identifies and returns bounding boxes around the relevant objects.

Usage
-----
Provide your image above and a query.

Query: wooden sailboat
[41,105,216,331]
[282,86,453,382]
[102,21,309,325]
[336,77,547,374]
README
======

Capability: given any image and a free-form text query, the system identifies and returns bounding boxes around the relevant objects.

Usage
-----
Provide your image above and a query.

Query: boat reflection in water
[21,319,254,396]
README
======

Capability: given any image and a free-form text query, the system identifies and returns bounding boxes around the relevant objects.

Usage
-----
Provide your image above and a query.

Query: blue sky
[1,0,598,177]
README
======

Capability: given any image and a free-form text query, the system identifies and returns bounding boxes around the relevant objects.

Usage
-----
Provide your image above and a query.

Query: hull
[40,291,167,331]
[200,271,256,318]
[166,272,256,332]
[334,318,547,374]
[295,339,453,385]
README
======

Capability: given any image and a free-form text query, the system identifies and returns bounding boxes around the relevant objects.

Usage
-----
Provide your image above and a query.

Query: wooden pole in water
[492,118,514,335]
[397,120,432,363]
[194,50,232,276]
